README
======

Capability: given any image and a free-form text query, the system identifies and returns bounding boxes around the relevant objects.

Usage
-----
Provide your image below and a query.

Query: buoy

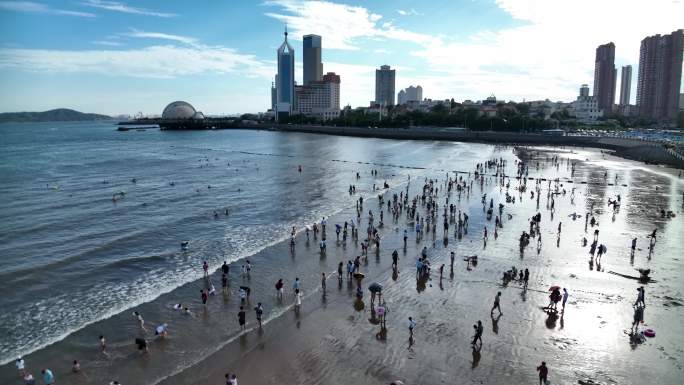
[644,329,655,337]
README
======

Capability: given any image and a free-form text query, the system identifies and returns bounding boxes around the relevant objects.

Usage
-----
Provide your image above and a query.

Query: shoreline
[143,120,684,169]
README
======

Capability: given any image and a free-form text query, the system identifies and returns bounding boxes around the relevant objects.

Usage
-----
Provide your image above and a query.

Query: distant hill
[0,108,112,123]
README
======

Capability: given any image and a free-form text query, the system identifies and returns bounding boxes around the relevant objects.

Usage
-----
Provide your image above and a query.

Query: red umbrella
[548,285,561,291]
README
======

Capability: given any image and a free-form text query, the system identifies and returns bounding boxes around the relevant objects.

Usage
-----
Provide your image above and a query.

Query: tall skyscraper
[636,29,684,122]
[303,34,322,85]
[375,65,396,106]
[619,65,632,106]
[276,30,295,120]
[593,42,617,113]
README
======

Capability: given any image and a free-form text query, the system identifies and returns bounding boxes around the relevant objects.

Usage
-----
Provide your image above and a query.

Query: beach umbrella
[368,282,383,293]
[548,285,561,291]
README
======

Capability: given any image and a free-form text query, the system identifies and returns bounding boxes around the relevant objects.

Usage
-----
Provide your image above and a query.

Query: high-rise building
[398,85,423,104]
[295,72,341,121]
[270,82,277,110]
[636,29,684,122]
[276,30,295,120]
[397,90,406,105]
[619,65,632,106]
[375,65,396,106]
[593,42,617,113]
[303,35,323,85]
[572,84,602,123]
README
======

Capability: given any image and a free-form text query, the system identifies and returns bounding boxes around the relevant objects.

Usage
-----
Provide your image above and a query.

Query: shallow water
[1,123,682,384]
[0,122,503,381]
[159,145,684,385]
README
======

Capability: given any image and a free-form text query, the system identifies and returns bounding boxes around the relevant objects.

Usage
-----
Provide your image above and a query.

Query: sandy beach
[157,148,684,385]
[2,127,683,385]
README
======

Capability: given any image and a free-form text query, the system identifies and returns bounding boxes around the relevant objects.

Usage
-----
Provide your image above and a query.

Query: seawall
[268,124,684,169]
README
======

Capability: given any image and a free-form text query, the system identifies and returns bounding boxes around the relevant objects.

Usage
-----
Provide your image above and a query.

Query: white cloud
[410,0,684,103]
[0,1,96,17]
[264,0,434,49]
[91,40,123,46]
[0,44,272,79]
[397,8,420,16]
[81,0,175,18]
[122,29,198,46]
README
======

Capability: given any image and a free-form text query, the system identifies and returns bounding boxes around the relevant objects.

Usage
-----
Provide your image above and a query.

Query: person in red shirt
[536,361,548,385]
[201,289,208,306]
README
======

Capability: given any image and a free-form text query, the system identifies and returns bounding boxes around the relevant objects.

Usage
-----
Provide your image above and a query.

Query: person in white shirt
[16,357,25,376]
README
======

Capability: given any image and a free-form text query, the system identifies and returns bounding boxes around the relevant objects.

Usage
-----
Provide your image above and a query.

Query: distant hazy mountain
[0,108,112,123]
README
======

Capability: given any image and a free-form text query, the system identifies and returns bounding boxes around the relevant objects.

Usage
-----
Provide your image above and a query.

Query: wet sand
[158,147,684,385]
[3,144,683,385]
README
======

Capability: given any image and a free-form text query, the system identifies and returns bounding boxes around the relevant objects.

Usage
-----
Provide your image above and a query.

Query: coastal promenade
[272,125,684,168]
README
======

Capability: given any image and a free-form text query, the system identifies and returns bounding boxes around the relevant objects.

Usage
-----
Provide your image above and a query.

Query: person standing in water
[536,362,548,385]
[254,303,263,328]
[237,306,246,330]
[562,288,569,311]
[133,311,147,331]
[491,292,502,316]
[41,369,55,385]
[472,320,483,346]
[338,262,344,282]
[202,261,209,277]
[321,273,326,292]
[275,279,284,299]
[635,286,645,307]
[294,289,302,312]
[99,335,108,355]
[408,317,416,338]
[201,289,208,306]
[392,250,399,269]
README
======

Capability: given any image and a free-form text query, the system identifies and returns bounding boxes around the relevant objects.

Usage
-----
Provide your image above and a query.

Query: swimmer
[155,323,168,338]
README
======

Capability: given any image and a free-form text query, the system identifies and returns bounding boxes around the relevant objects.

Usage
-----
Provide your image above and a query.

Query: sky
[0,0,682,116]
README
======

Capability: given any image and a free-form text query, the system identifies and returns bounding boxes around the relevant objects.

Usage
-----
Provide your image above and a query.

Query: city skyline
[0,0,683,115]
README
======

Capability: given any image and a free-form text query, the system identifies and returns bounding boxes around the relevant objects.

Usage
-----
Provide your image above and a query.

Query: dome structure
[192,111,205,120]
[162,101,196,120]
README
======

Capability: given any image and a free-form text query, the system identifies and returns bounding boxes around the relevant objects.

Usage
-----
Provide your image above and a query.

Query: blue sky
[0,0,682,116]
